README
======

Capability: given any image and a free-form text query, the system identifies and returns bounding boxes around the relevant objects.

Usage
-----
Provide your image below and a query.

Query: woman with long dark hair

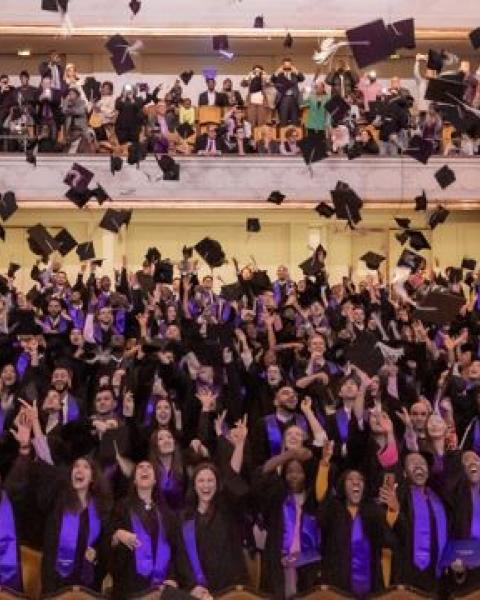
[111,460,177,599]
[149,427,186,511]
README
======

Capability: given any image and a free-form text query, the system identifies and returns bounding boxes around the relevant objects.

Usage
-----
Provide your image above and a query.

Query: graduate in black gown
[111,460,178,599]
[175,418,249,599]
[149,428,187,512]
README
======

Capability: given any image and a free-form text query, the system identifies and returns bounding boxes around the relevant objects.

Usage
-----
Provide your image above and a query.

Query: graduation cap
[180,70,194,85]
[54,228,77,256]
[425,77,466,104]
[284,33,293,48]
[429,205,449,229]
[267,190,285,205]
[64,163,94,193]
[7,263,20,278]
[13,313,43,336]
[194,237,226,269]
[90,184,110,205]
[176,122,194,140]
[220,282,243,302]
[26,286,42,308]
[447,266,463,284]
[427,49,445,72]
[41,0,68,11]
[251,270,272,294]
[396,230,409,245]
[395,217,411,229]
[469,27,480,50]
[99,208,130,234]
[246,218,260,232]
[105,35,137,75]
[110,155,123,175]
[128,142,147,167]
[346,332,385,377]
[0,191,18,222]
[331,181,363,228]
[388,18,415,51]
[407,230,431,251]
[299,256,323,277]
[27,224,58,258]
[414,190,427,211]
[145,247,161,264]
[462,257,477,271]
[346,19,393,68]
[298,135,328,166]
[325,95,350,124]
[435,164,456,189]
[315,202,335,218]
[26,148,37,167]
[129,0,141,15]
[413,290,465,325]
[76,241,96,262]
[156,155,180,181]
[212,35,229,51]
[397,248,424,271]
[153,260,174,284]
[360,251,385,270]
[405,135,434,165]
[253,15,264,28]
[0,225,4,242]
[202,67,217,81]
[82,77,101,103]
[65,188,91,209]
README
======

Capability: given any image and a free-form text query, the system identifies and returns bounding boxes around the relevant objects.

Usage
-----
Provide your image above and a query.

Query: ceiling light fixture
[17,49,31,56]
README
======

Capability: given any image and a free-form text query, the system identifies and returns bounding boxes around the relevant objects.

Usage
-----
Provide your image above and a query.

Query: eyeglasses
[411,412,427,417]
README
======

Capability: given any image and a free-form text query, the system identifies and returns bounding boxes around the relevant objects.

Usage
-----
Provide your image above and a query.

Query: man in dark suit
[198,78,227,107]
[271,57,305,126]
[38,51,65,93]
[194,123,228,155]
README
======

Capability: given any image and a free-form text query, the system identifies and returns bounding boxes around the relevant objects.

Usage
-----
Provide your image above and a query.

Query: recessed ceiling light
[17,49,31,57]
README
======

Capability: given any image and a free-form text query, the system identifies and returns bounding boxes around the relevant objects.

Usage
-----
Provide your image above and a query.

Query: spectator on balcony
[326,59,358,98]
[419,103,443,153]
[168,78,183,107]
[194,123,227,155]
[460,61,478,107]
[36,75,62,141]
[91,81,116,143]
[302,80,330,139]
[198,78,227,107]
[256,126,280,155]
[0,75,17,129]
[386,76,411,102]
[241,65,270,128]
[164,92,180,132]
[179,98,195,127]
[280,127,301,156]
[224,107,252,140]
[15,71,38,119]
[271,58,305,126]
[63,63,90,108]
[413,54,437,115]
[225,126,256,155]
[358,70,382,112]
[114,84,146,145]
[62,88,89,142]
[2,106,30,151]
[39,50,65,93]
[351,128,380,155]
[222,78,243,108]
[147,99,171,154]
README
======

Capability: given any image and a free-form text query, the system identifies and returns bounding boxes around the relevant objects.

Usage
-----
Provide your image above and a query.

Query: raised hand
[230,415,248,446]
[214,409,227,437]
[196,389,217,412]
[321,440,334,465]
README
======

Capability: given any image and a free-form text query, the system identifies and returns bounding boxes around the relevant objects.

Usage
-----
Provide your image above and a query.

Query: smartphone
[384,473,396,489]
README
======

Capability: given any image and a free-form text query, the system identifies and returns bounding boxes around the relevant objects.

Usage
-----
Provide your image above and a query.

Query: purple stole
[68,306,85,330]
[182,518,207,587]
[265,414,308,457]
[97,292,110,309]
[55,500,101,584]
[93,323,119,345]
[63,396,80,424]
[282,495,321,565]
[131,511,171,584]
[335,408,350,445]
[0,492,20,589]
[411,487,447,577]
[472,418,480,455]
[43,315,68,334]
[157,467,184,510]
[143,396,156,426]
[114,309,126,335]
[15,352,30,378]
[350,513,371,596]
[470,487,480,539]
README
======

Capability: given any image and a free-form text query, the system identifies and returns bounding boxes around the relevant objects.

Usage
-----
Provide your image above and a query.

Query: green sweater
[302,94,331,131]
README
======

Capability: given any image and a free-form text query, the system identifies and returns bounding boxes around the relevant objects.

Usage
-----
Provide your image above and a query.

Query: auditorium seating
[197,106,223,126]
[371,586,433,599]
[0,588,28,600]
[20,546,42,600]
[41,587,105,599]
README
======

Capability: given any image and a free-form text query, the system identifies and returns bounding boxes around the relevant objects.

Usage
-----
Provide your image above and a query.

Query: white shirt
[207,91,216,106]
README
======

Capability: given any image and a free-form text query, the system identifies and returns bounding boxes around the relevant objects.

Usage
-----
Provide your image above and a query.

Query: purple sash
[69,307,85,330]
[411,487,447,577]
[55,500,101,582]
[350,513,371,597]
[0,408,6,433]
[114,309,126,335]
[335,408,349,445]
[472,419,480,455]
[143,396,155,426]
[182,518,207,587]
[471,487,480,540]
[0,492,20,588]
[131,511,171,584]
[282,495,321,565]
[265,414,308,457]
[158,468,184,510]
[43,315,68,334]
[97,292,110,309]
[15,352,30,378]
[64,396,80,424]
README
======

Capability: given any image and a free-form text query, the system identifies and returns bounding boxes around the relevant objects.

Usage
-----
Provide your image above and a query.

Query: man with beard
[50,365,82,424]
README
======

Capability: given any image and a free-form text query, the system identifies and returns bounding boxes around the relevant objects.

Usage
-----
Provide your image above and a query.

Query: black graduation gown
[325,409,369,473]
[251,413,307,470]
[0,487,23,592]
[111,498,177,600]
[318,497,389,598]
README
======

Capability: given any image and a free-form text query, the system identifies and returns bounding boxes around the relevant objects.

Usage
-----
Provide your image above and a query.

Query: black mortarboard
[129,0,141,15]
[407,230,431,251]
[13,312,43,336]
[54,228,77,256]
[90,184,110,205]
[220,282,243,302]
[27,224,58,258]
[106,35,136,75]
[26,149,37,166]
[448,267,463,284]
[212,35,229,51]
[251,270,272,294]
[194,237,226,268]
[246,218,260,232]
[157,155,180,181]
[0,275,8,296]
[299,256,322,277]
[82,77,101,103]
[0,191,18,221]
[462,257,477,271]
[388,18,416,51]
[396,230,409,245]
[346,19,393,68]
[26,286,42,308]
[405,134,434,165]
[254,15,264,28]
[395,217,411,229]
[360,251,385,270]
[110,155,123,175]
[331,181,363,228]
[427,49,445,72]
[180,70,194,85]
[7,263,20,278]
[298,135,328,165]
[0,225,5,242]
[42,0,68,11]
[64,162,94,192]
[425,77,466,104]
[182,245,193,259]
[284,33,293,48]
[153,261,174,284]
[397,248,424,271]
[177,122,195,139]
[414,190,428,211]
[465,274,475,289]
[429,205,449,229]
[325,95,350,123]
[435,165,456,189]
[413,290,465,325]
[128,141,147,166]
[100,208,131,234]
[267,190,285,205]
[76,241,96,262]
[315,202,335,218]
[145,247,161,263]
[469,27,480,50]
[347,331,385,377]
[65,188,90,209]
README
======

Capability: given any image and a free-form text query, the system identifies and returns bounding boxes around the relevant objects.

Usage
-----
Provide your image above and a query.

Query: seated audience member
[62,88,89,141]
[179,97,195,126]
[419,103,443,152]
[114,84,146,145]
[280,127,301,156]
[0,75,17,128]
[16,71,38,118]
[147,99,171,154]
[350,127,380,155]
[194,123,227,155]
[257,125,280,155]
